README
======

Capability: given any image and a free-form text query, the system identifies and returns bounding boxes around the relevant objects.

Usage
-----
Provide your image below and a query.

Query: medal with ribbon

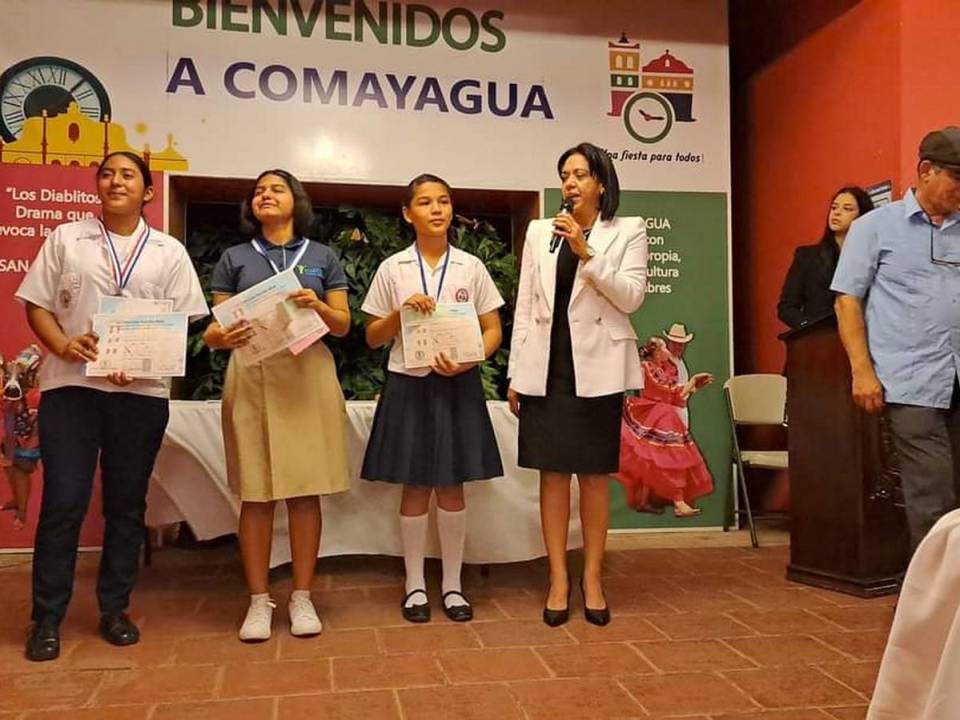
[415,243,450,299]
[251,237,311,276]
[97,218,151,294]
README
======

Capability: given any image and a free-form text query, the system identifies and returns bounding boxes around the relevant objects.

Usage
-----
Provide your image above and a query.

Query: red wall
[734,0,903,373]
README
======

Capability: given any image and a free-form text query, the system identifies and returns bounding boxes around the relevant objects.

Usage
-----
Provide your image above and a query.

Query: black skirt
[360,368,504,487]
[517,241,623,474]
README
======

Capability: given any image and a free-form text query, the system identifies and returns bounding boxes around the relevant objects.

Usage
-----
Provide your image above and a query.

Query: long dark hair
[240,169,314,237]
[818,186,874,259]
[557,142,620,220]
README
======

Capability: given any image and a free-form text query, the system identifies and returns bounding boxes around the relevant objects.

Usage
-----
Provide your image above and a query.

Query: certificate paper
[401,302,485,369]
[212,270,329,365]
[98,296,174,315]
[86,313,189,378]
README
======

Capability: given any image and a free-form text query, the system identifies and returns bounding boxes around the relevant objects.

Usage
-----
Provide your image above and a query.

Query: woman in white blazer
[508,142,647,628]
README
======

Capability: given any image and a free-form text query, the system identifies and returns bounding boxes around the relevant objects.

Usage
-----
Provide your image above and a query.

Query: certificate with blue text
[400,302,485,369]
[211,270,329,366]
[85,313,189,378]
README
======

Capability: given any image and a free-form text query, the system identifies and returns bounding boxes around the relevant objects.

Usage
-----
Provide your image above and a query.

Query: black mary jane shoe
[99,613,141,646]
[542,586,571,627]
[25,620,60,662]
[580,579,611,627]
[401,589,431,623]
[441,591,474,622]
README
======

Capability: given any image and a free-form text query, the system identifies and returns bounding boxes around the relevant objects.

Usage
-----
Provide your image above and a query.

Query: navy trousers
[32,387,168,624]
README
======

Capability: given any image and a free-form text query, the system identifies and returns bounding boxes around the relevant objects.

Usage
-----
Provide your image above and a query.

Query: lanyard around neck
[251,237,309,275]
[415,243,450,299]
[97,218,150,293]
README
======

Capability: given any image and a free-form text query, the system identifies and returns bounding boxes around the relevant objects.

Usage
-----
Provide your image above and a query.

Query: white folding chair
[723,374,789,548]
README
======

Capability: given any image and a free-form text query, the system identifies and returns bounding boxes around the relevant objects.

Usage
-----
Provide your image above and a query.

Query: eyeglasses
[930,224,960,267]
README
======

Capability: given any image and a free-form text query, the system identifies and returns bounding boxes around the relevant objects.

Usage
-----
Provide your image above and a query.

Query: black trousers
[32,387,169,624]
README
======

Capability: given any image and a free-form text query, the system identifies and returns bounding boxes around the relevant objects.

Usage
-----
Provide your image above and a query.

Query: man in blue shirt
[833,127,960,549]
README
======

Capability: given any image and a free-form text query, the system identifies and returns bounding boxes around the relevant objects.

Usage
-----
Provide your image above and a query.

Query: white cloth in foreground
[867,509,960,720]
[147,400,583,568]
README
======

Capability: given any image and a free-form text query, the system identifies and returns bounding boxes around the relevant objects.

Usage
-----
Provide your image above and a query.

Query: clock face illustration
[622,92,674,144]
[0,56,111,142]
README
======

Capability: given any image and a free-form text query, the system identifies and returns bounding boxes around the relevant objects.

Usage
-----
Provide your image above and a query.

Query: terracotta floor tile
[398,684,525,720]
[173,633,278,664]
[471,619,574,647]
[649,588,759,613]
[278,628,379,660]
[634,639,757,672]
[65,636,177,669]
[508,677,644,719]
[728,589,839,611]
[669,574,769,593]
[816,661,880,698]
[491,593,547,620]
[0,670,102,712]
[333,653,444,690]
[598,587,676,615]
[279,690,400,720]
[378,624,480,654]
[535,642,655,677]
[153,698,276,720]
[730,609,838,635]
[564,617,668,643]
[94,665,219,705]
[22,707,151,720]
[813,631,890,661]
[723,666,864,709]
[320,591,411,630]
[810,606,896,632]
[619,671,756,715]
[219,659,331,698]
[438,648,549,683]
[321,556,406,590]
[711,710,834,720]
[824,707,868,720]
[724,635,848,666]
[646,612,755,640]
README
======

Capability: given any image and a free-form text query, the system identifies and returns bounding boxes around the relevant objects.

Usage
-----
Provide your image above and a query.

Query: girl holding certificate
[361,174,504,623]
[16,152,208,662]
[508,143,647,627]
[204,169,351,642]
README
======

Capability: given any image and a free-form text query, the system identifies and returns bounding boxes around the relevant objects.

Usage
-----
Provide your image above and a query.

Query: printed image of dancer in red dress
[615,335,714,517]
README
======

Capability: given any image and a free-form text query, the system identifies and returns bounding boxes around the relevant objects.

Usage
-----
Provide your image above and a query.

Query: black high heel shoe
[542,584,571,627]
[580,578,611,627]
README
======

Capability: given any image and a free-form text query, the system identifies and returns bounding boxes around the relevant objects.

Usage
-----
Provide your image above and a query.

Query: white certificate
[98,296,174,315]
[212,269,329,366]
[401,302,485,369]
[85,313,189,378]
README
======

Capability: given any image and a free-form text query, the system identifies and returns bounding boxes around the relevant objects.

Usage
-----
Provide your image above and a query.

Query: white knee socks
[400,513,429,608]
[437,507,468,609]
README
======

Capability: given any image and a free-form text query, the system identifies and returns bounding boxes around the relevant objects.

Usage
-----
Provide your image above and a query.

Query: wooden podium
[780,314,908,597]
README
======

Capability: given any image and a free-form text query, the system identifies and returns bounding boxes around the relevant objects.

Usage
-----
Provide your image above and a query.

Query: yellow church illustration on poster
[0,56,188,171]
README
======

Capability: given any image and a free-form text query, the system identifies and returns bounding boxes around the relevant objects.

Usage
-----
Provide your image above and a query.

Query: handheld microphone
[549,197,575,253]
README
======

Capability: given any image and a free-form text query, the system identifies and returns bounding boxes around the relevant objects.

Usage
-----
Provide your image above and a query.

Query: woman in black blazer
[777,186,874,329]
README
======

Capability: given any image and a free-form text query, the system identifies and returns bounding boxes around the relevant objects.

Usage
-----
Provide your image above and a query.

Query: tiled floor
[0,531,893,719]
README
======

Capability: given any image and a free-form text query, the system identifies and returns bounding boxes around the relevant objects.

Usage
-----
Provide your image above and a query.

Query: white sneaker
[288,591,323,637]
[239,595,275,642]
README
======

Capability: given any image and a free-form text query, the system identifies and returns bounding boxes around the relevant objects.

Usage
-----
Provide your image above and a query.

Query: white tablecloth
[147,400,583,568]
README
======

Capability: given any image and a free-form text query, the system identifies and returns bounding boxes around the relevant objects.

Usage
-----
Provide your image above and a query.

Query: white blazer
[508,216,647,397]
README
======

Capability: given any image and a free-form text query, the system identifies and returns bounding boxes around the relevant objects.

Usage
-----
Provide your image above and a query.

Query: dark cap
[919,126,960,168]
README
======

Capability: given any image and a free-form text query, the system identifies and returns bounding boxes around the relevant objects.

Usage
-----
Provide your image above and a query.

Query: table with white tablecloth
[146,400,583,568]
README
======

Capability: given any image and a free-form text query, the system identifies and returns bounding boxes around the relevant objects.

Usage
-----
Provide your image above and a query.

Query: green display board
[544,189,731,529]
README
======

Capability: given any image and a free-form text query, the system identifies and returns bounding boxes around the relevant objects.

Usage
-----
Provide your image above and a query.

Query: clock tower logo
[0,56,188,170]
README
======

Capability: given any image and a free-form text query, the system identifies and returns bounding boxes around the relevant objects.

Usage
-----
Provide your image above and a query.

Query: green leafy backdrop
[181,206,518,401]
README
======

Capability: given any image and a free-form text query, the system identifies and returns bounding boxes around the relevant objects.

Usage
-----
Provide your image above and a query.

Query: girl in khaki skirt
[204,169,351,641]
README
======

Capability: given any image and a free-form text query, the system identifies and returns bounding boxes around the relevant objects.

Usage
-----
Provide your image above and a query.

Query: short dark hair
[97,151,153,191]
[556,143,620,221]
[818,185,874,248]
[240,169,314,237]
[403,173,453,208]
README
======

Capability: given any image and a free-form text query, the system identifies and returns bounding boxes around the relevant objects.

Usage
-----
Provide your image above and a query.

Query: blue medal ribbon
[415,243,450,299]
[97,218,151,293]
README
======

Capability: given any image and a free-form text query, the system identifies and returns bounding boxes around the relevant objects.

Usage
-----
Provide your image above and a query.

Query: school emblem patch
[455,287,469,302]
